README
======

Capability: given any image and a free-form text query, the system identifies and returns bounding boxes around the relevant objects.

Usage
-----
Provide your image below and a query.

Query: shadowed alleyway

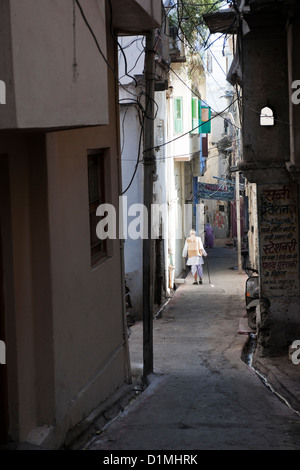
[81,245,300,450]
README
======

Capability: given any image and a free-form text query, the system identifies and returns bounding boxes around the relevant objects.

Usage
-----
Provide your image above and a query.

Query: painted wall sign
[258,183,299,297]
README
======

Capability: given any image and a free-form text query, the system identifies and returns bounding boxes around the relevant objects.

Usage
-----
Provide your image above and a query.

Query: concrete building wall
[119,80,145,320]
[0,0,109,130]
[174,161,185,278]
[153,92,169,297]
[170,64,193,159]
[242,14,290,179]
[288,21,300,167]
[0,117,130,448]
[0,133,55,442]
[202,36,234,240]
[47,127,128,444]
[246,182,259,271]
[241,10,300,357]
[0,0,165,447]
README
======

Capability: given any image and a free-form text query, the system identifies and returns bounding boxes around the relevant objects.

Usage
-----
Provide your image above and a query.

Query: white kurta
[182,236,207,266]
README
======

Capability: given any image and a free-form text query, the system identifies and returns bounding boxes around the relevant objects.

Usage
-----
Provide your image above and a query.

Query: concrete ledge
[252,354,300,415]
[12,383,136,450]
[65,383,135,449]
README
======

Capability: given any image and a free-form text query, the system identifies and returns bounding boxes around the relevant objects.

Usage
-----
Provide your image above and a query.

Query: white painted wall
[201,35,234,239]
[119,84,145,318]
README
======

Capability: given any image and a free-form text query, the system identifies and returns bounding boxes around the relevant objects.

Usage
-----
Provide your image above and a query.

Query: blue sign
[196,182,235,201]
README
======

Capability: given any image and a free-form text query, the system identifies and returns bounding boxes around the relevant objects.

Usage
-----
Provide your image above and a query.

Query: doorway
[154,237,164,307]
[0,227,9,444]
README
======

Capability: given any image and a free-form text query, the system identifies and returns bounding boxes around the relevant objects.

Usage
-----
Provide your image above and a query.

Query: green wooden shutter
[199,102,211,133]
[191,97,199,134]
[174,97,183,134]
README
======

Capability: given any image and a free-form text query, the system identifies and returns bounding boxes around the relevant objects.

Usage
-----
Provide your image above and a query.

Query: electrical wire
[121,107,145,195]
[76,0,145,102]
[162,3,238,118]
[153,136,241,162]
[121,2,243,190]
[169,65,241,130]
[168,0,232,55]
[107,0,138,86]
[161,0,233,98]
[75,0,242,194]
[143,96,239,155]
[75,0,115,73]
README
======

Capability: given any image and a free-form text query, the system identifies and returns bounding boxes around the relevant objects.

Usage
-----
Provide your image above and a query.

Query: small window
[202,134,208,158]
[88,151,106,266]
[174,97,183,134]
[260,106,274,126]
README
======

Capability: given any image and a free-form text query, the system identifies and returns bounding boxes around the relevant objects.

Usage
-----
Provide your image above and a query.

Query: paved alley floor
[84,245,300,451]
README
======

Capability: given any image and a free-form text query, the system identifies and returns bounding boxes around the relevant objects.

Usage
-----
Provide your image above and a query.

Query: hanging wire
[143,97,239,155]
[169,65,241,130]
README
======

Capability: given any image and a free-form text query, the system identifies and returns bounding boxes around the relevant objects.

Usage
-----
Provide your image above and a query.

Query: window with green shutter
[174,97,183,134]
[199,102,211,134]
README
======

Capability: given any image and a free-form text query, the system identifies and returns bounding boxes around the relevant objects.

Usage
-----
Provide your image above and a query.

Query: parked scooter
[245,268,259,330]
[241,233,259,330]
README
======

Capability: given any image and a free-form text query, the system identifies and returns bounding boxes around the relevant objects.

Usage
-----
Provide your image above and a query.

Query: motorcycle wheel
[248,308,257,330]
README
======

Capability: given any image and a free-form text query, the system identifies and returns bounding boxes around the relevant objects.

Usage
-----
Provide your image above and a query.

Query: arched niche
[260,106,275,126]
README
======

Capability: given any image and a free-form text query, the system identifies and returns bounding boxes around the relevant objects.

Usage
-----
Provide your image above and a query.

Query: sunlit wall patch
[0,80,6,105]
[0,341,6,365]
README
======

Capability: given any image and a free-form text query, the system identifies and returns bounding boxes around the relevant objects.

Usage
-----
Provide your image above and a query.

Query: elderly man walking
[182,229,207,285]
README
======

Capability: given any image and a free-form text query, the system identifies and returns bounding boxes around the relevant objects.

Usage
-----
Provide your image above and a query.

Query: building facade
[205,0,300,356]
[0,0,161,449]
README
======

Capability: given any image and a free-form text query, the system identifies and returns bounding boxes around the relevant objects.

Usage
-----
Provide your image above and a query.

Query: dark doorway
[0,227,9,444]
[154,237,164,306]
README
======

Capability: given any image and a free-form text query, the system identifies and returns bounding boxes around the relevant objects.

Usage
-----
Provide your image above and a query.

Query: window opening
[260,106,274,126]
[88,151,106,266]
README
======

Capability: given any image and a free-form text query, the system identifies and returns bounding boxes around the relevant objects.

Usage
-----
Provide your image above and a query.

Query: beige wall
[0,0,163,449]
[0,128,129,444]
[0,0,108,130]
[111,0,161,34]
[0,4,130,446]
[46,127,128,441]
[1,125,128,446]
[0,134,55,442]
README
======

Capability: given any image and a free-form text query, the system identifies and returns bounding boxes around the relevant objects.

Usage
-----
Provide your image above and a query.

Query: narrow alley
[2,0,300,453]
[79,245,300,451]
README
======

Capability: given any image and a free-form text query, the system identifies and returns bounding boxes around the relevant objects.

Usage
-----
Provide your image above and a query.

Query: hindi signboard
[258,183,299,297]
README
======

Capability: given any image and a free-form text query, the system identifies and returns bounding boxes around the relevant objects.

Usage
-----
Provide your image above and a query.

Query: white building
[200,34,236,241]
